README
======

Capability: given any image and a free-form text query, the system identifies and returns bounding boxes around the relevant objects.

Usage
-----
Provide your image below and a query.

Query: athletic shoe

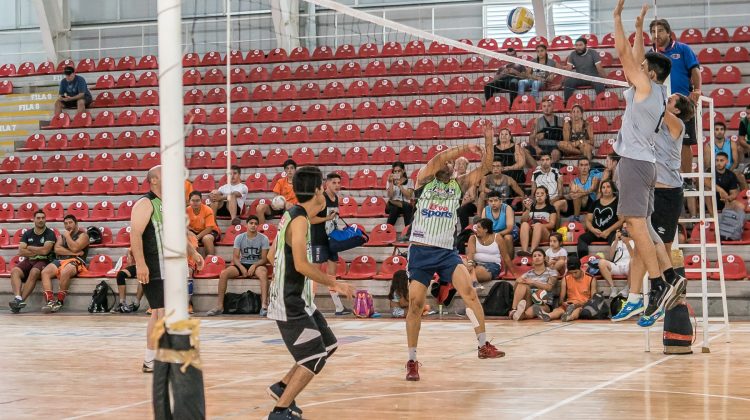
[205,308,223,316]
[645,276,683,317]
[683,180,697,191]
[511,300,527,321]
[259,308,268,317]
[611,299,644,322]
[266,382,302,415]
[265,407,301,420]
[533,304,550,322]
[142,362,153,373]
[405,360,420,381]
[42,300,55,314]
[51,300,63,313]
[145,307,152,315]
[568,215,581,222]
[442,288,457,307]
[478,341,505,359]
[112,302,132,313]
[561,304,577,322]
[663,275,687,311]
[130,302,140,312]
[335,308,352,316]
[9,298,25,313]
[637,308,664,328]
[517,250,531,257]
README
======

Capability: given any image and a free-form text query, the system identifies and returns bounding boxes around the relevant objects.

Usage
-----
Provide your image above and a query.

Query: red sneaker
[478,342,505,359]
[405,360,420,381]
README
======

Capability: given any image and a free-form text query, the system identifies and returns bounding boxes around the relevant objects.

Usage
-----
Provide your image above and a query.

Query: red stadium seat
[372,145,397,164]
[683,254,710,280]
[380,41,403,57]
[258,223,278,242]
[11,202,39,222]
[137,89,159,107]
[92,110,115,127]
[396,145,423,164]
[733,25,750,42]
[447,76,471,93]
[335,196,357,218]
[320,62,342,78]
[596,138,617,157]
[485,95,510,114]
[311,123,335,142]
[56,59,75,72]
[316,146,342,165]
[139,151,160,170]
[242,172,266,193]
[710,88,735,107]
[512,95,537,112]
[698,47,722,64]
[0,80,13,95]
[330,102,354,120]
[0,63,16,77]
[20,155,43,173]
[136,54,157,70]
[16,61,35,76]
[91,152,114,171]
[395,78,419,95]
[312,45,334,60]
[44,153,66,172]
[594,91,621,110]
[710,255,747,280]
[462,56,485,72]
[567,92,592,110]
[373,255,408,280]
[705,27,729,43]
[182,52,199,67]
[22,133,45,151]
[322,81,345,98]
[38,177,64,196]
[381,99,405,117]
[444,120,470,139]
[298,82,320,100]
[335,44,356,59]
[40,202,63,221]
[229,67,247,84]
[499,117,524,135]
[337,123,361,142]
[91,175,115,194]
[206,106,229,124]
[369,78,394,96]
[679,28,704,44]
[527,36,549,49]
[48,112,70,129]
[202,68,225,84]
[366,223,397,246]
[284,124,308,143]
[92,91,114,108]
[64,201,89,221]
[587,115,609,133]
[433,97,457,115]
[389,59,411,76]
[401,40,424,55]
[289,147,314,166]
[551,35,573,50]
[407,99,431,117]
[270,64,293,81]
[607,69,626,82]
[184,107,206,124]
[247,66,269,83]
[0,178,16,196]
[183,88,204,105]
[70,111,92,128]
[364,60,386,77]
[348,79,370,97]
[112,226,132,247]
[201,51,224,66]
[256,105,279,123]
[115,72,136,88]
[49,133,73,150]
[264,148,289,167]
[341,255,377,280]
[116,109,138,126]
[251,83,273,101]
[205,87,227,104]
[115,175,140,195]
[358,42,379,58]
[351,169,379,189]
[189,151,212,169]
[724,46,749,63]
[353,101,377,119]
[422,77,446,94]
[415,120,441,139]
[114,200,135,221]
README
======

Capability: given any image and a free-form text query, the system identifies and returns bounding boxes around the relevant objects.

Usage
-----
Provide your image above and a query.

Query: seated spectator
[601,152,620,183]
[562,37,605,103]
[545,232,568,275]
[536,258,595,322]
[40,214,89,313]
[557,158,602,219]
[706,121,747,190]
[518,44,557,101]
[525,98,564,167]
[451,156,470,178]
[509,248,558,321]
[484,47,526,104]
[518,186,558,256]
[559,105,594,160]
[113,248,144,313]
[466,218,516,286]
[577,180,622,256]
[480,160,526,210]
[206,215,270,317]
[598,226,634,297]
[187,191,220,256]
[493,127,526,184]
[389,270,430,318]
[184,178,194,204]
[738,104,750,156]
[54,66,92,115]
[385,161,415,228]
[532,154,564,211]
[481,191,519,254]
[8,210,56,313]
[706,152,744,217]
[209,165,249,225]
[257,159,298,225]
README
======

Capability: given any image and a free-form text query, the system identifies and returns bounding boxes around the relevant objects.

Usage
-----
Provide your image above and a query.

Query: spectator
[54,66,92,115]
[599,226,635,297]
[113,248,144,313]
[525,98,564,167]
[466,218,516,286]
[518,44,558,101]
[493,127,526,184]
[385,161,415,228]
[531,154,564,209]
[484,47,526,104]
[577,179,622,257]
[8,210,56,313]
[509,248,558,321]
[650,18,702,186]
[40,214,89,313]
[536,258,595,322]
[706,152,743,217]
[557,158,602,219]
[602,152,620,183]
[187,191,220,256]
[184,178,194,204]
[452,157,470,178]
[563,37,606,103]
[705,121,747,190]
[389,270,430,318]
[738,104,750,155]
[209,165,248,225]
[518,186,558,256]
[480,160,526,209]
[257,159,298,225]
[545,232,568,276]
[206,215,270,317]
[481,191,519,255]
[559,105,595,160]
[310,172,352,316]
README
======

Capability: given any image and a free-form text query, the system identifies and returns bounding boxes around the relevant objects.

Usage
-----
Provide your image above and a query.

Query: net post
[225,0,232,183]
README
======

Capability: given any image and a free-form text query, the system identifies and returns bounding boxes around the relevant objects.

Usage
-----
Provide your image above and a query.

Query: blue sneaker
[637,308,664,327]
[611,299,644,322]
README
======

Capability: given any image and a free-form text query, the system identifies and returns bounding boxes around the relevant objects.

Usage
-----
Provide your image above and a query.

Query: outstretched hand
[613,0,625,18]
[635,4,649,29]
[482,120,495,139]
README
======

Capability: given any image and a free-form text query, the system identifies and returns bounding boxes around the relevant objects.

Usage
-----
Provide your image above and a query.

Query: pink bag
[353,289,374,318]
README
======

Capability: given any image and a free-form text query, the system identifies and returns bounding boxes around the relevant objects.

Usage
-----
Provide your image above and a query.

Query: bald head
[147,165,162,194]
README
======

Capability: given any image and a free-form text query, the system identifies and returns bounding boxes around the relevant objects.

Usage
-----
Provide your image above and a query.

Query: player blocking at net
[405,121,504,382]
[264,166,356,420]
[610,0,686,325]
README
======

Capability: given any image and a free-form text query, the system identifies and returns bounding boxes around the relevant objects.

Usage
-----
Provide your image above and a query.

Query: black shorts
[682,116,697,146]
[277,310,337,368]
[650,187,684,243]
[62,97,93,109]
[311,244,339,263]
[216,203,242,217]
[142,279,164,309]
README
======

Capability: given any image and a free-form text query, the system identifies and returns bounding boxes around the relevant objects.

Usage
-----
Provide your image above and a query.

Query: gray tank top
[655,119,684,188]
[613,82,667,163]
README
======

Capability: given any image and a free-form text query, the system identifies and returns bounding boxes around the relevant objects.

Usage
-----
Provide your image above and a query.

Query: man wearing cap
[54,66,92,115]
[484,48,526,104]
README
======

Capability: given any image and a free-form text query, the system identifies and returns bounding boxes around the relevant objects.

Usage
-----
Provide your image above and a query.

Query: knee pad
[299,352,328,375]
[116,271,127,286]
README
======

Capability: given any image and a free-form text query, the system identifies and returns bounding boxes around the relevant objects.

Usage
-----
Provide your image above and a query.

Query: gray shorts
[616,157,656,218]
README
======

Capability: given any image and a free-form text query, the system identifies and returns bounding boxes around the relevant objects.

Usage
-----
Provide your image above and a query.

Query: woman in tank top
[493,128,526,184]
[577,179,622,257]
[479,160,526,209]
[518,186,558,256]
[559,105,594,160]
[466,218,515,285]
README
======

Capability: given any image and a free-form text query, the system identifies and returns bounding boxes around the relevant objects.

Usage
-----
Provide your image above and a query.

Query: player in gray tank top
[613,82,667,163]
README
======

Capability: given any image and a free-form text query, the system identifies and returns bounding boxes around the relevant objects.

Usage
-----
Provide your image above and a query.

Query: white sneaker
[512,300,527,321]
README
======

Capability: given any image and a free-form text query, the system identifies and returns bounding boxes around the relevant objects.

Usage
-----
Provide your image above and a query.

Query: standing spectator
[466,218,516,286]
[480,191,519,255]
[53,66,92,115]
[257,160,298,225]
[40,214,89,313]
[206,215,270,316]
[537,258,596,322]
[8,210,56,313]
[562,37,606,103]
[186,191,220,256]
[509,248,558,321]
[650,18,702,186]
[310,172,352,316]
[526,98,564,167]
[577,179,622,257]
[738,104,750,156]
[531,154,564,208]
[493,127,526,184]
[484,48,526,104]
[385,161,415,228]
[518,186,558,256]
[705,121,746,190]
[557,158,602,219]
[559,105,595,160]
[518,44,558,101]
[545,232,568,276]
[599,226,635,297]
[480,160,525,209]
[210,165,248,225]
[706,152,743,217]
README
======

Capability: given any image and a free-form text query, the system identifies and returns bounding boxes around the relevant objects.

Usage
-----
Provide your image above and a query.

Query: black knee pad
[299,353,328,374]
[116,271,127,286]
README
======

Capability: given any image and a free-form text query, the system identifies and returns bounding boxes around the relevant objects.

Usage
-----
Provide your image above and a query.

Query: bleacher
[1,28,749,315]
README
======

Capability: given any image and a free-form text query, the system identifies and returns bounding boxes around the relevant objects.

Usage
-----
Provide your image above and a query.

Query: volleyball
[507,7,535,34]
[271,195,286,211]
[531,289,548,305]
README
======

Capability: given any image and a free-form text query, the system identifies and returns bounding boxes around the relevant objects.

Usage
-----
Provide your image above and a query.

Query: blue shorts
[477,262,501,279]
[407,244,464,286]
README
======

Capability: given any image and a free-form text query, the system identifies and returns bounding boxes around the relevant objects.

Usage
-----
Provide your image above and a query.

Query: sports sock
[329,290,345,312]
[15,295,22,301]
[477,332,487,346]
[649,276,665,290]
[627,293,642,304]
[408,347,417,361]
[273,406,288,412]
[43,290,54,302]
[663,268,677,283]
[56,290,67,302]
[144,348,156,363]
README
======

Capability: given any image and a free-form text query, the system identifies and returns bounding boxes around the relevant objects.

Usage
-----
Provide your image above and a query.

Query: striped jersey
[140,191,164,280]
[268,205,316,321]
[409,178,462,249]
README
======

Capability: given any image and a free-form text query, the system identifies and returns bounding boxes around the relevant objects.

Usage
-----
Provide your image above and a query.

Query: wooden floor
[1,313,749,420]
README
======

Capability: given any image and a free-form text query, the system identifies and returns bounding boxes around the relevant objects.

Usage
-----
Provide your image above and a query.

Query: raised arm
[632,5,649,64]
[455,122,496,192]
[614,0,651,95]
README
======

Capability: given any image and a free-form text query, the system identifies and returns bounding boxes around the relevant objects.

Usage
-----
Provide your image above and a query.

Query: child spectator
[545,232,568,275]
[481,191,519,255]
[509,248,558,321]
[536,258,596,322]
[389,270,430,318]
[598,225,634,297]
[466,218,516,287]
[518,186,558,256]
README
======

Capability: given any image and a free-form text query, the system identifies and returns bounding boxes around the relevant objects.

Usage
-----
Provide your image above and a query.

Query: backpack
[353,290,375,318]
[482,281,514,316]
[88,280,116,313]
[86,226,103,245]
[610,295,627,317]
[579,292,610,320]
[223,290,261,314]
[718,207,744,241]
[586,257,601,276]
[454,227,474,255]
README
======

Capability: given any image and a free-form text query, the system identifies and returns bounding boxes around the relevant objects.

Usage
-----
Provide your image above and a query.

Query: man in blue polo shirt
[54,66,92,115]
[650,18,702,188]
